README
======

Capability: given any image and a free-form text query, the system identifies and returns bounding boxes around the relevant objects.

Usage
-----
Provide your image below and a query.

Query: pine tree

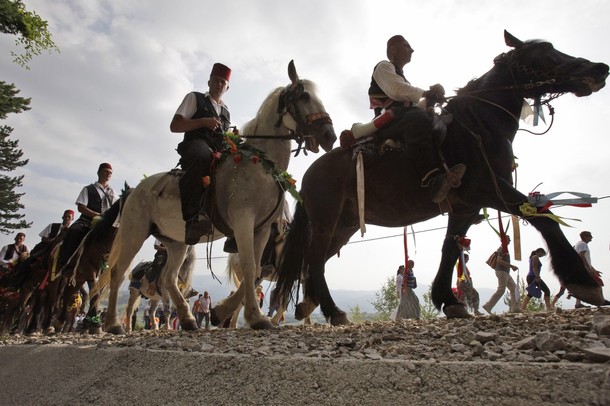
[0,81,30,233]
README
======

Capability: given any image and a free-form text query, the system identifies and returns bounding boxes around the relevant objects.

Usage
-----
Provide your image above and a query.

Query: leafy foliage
[348,304,364,324]
[420,286,441,319]
[371,276,398,320]
[0,0,59,69]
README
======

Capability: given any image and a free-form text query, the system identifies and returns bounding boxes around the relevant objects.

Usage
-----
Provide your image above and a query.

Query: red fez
[98,163,112,172]
[387,35,407,49]
[64,209,74,218]
[210,63,231,81]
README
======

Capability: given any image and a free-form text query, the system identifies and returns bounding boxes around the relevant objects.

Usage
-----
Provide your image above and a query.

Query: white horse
[100,61,335,334]
[123,245,197,333]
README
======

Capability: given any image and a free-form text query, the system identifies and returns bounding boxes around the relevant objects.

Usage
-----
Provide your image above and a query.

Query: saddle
[151,169,234,238]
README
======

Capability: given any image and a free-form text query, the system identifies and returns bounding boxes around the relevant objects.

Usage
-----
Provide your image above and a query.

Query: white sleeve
[39,223,53,238]
[372,61,425,104]
[75,186,89,206]
[174,93,198,119]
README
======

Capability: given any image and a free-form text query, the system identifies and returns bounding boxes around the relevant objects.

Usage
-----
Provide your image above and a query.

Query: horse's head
[276,60,336,153]
[497,30,608,98]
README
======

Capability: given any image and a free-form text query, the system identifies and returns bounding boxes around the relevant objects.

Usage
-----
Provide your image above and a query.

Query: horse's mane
[241,87,283,135]
[456,39,546,95]
[241,79,318,134]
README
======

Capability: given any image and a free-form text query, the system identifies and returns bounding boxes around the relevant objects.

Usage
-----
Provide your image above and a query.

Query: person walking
[395,260,421,320]
[192,294,205,328]
[521,248,553,311]
[482,235,520,314]
[573,231,603,308]
[456,253,483,315]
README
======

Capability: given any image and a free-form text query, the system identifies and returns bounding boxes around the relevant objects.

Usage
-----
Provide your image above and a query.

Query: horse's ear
[504,30,523,48]
[288,60,299,85]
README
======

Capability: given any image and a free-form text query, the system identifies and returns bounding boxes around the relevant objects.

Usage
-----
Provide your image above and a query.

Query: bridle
[243,80,332,156]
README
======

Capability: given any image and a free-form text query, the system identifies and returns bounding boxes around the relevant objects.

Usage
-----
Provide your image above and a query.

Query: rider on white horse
[170,63,232,245]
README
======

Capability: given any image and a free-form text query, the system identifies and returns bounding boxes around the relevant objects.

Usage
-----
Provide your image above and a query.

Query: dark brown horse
[0,228,69,335]
[274,31,609,325]
[24,186,130,335]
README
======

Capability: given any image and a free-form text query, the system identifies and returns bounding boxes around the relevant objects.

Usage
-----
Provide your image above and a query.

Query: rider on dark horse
[340,34,466,204]
[171,63,232,245]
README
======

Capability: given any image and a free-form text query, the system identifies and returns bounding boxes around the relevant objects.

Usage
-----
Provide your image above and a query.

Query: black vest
[182,92,231,151]
[79,184,103,221]
[4,244,27,261]
[48,223,61,239]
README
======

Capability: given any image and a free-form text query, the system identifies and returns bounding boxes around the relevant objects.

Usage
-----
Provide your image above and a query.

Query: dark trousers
[179,139,212,221]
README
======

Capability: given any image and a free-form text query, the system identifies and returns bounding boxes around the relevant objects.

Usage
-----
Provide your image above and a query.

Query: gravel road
[1,307,609,405]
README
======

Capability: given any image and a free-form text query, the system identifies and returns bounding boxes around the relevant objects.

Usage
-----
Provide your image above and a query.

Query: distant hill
[109,274,508,317]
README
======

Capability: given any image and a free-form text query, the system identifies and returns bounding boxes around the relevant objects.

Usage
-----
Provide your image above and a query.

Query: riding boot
[179,175,213,245]
[409,143,466,204]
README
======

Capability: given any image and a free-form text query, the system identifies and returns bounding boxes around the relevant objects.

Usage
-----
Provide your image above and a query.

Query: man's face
[391,40,414,65]
[208,75,229,99]
[14,234,25,245]
[62,213,73,226]
[98,168,112,183]
[583,233,593,243]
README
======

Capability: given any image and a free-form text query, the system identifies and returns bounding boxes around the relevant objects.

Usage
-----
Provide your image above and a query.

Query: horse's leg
[159,241,197,331]
[149,299,159,331]
[234,223,273,330]
[303,224,355,326]
[431,211,479,318]
[124,288,140,333]
[161,293,171,331]
[41,277,65,335]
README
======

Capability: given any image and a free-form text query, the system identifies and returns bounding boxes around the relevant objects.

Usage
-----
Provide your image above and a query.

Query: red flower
[212,151,222,160]
[201,176,211,187]
[251,155,260,164]
[233,154,242,163]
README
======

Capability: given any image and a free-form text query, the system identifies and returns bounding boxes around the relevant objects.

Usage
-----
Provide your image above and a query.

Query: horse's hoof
[88,326,103,335]
[180,318,198,331]
[295,302,314,321]
[443,303,472,318]
[565,284,605,306]
[43,326,55,335]
[329,311,350,326]
[251,319,275,330]
[210,307,221,326]
[106,325,125,335]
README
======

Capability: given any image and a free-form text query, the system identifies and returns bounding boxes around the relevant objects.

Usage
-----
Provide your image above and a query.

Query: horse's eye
[300,92,311,102]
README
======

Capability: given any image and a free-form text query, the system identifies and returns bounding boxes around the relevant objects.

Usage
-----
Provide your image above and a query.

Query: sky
[1,0,609,309]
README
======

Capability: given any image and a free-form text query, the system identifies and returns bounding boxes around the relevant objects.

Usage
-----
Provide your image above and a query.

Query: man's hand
[423,84,446,105]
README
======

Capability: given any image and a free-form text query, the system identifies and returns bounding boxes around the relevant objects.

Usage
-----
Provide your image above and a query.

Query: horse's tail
[273,201,311,308]
[225,253,242,288]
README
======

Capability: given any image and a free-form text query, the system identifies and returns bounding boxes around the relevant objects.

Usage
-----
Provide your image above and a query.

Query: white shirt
[0,244,26,267]
[372,60,426,104]
[76,182,118,214]
[396,273,404,299]
[175,92,224,119]
[574,240,591,266]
